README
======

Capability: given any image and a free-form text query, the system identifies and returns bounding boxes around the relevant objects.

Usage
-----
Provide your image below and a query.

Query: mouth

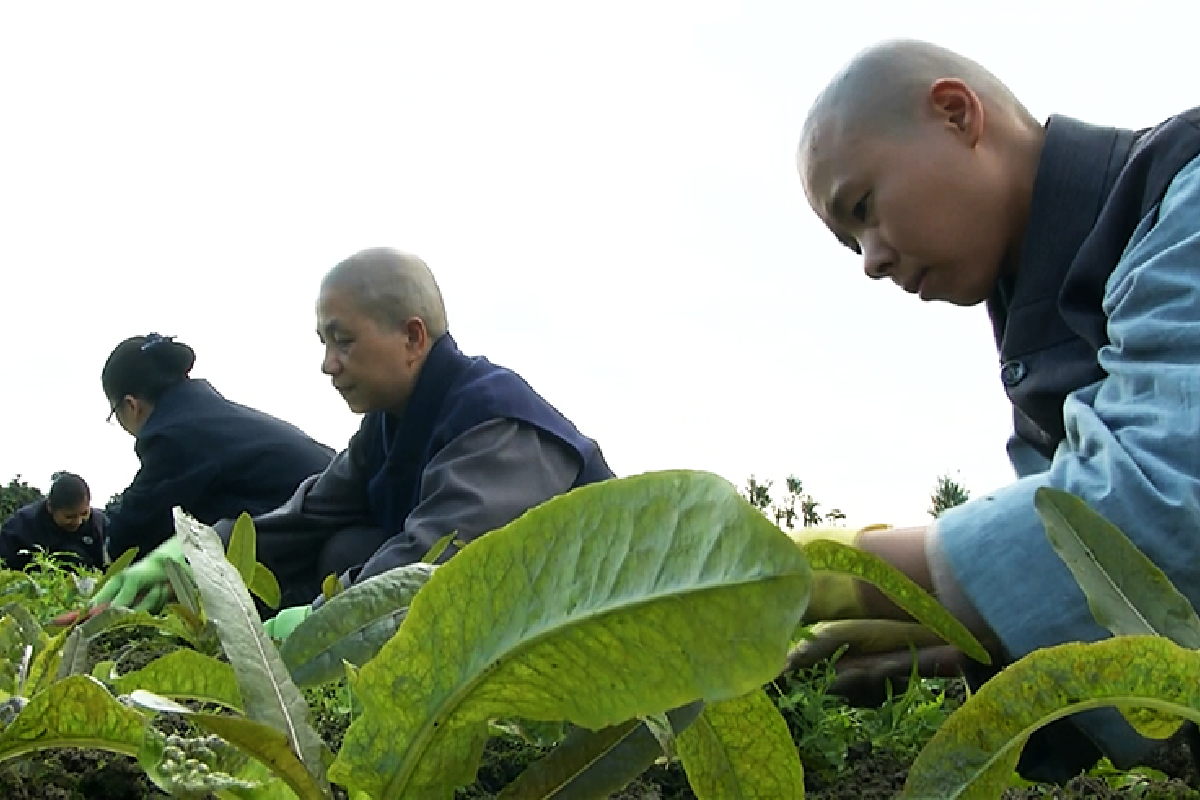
[902,269,930,296]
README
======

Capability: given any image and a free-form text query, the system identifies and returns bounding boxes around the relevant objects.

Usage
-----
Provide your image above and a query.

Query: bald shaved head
[321,247,449,339]
[800,39,1035,157]
[794,40,1045,307]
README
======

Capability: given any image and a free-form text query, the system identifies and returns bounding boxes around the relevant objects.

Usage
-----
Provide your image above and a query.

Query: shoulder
[1161,151,1200,210]
[1,501,42,533]
[1094,154,1200,358]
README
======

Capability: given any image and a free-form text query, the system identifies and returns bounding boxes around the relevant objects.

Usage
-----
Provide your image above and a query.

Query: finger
[90,578,124,608]
[133,584,170,614]
[785,619,949,673]
[835,643,966,680]
[109,578,143,610]
[49,610,82,628]
[828,644,966,706]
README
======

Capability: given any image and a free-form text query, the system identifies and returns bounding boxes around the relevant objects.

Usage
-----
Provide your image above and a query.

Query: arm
[104,434,216,562]
[1005,429,1052,478]
[211,421,377,544]
[313,417,583,606]
[930,152,1200,661]
[0,515,31,572]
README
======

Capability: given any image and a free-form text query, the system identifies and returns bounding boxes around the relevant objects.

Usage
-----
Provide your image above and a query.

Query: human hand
[89,536,185,613]
[264,605,312,643]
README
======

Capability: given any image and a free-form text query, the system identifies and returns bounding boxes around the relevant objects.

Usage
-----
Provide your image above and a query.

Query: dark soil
[0,749,167,800]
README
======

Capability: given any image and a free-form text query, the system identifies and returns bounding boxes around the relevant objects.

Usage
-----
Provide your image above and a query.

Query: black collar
[380,332,470,444]
[988,115,1135,356]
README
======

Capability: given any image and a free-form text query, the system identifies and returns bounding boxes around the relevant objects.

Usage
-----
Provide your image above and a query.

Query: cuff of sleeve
[933,476,1156,768]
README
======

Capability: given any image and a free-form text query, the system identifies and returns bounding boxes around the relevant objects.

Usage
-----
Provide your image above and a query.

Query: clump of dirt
[805,742,911,800]
[0,749,168,799]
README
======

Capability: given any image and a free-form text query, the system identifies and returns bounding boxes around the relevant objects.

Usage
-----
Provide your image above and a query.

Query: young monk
[791,38,1200,782]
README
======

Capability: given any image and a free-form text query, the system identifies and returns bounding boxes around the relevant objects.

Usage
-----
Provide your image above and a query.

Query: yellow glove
[788,524,892,622]
[786,618,949,671]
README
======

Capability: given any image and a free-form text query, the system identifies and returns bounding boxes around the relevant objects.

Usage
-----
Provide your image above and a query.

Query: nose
[321,345,341,377]
[861,232,895,280]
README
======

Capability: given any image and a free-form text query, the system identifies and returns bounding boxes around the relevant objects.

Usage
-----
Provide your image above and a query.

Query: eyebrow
[317,320,346,338]
[827,179,853,222]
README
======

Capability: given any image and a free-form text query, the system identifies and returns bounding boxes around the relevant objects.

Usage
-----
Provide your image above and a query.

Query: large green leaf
[328,470,814,799]
[677,688,804,799]
[115,648,243,711]
[80,604,200,646]
[801,539,991,664]
[173,509,329,794]
[902,636,1200,798]
[279,563,436,687]
[0,675,146,762]
[498,701,705,799]
[1034,486,1200,648]
[130,691,323,800]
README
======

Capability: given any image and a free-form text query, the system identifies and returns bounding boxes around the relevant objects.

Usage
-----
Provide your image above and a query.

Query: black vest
[990,108,1200,459]
[360,333,614,536]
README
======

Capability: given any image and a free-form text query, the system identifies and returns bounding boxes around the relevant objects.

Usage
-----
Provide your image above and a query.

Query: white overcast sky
[2,2,1196,528]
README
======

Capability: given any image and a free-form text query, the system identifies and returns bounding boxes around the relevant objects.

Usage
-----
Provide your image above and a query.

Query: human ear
[403,317,429,352]
[927,78,984,146]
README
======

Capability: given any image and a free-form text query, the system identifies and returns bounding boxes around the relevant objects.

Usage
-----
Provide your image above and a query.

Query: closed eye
[851,192,871,223]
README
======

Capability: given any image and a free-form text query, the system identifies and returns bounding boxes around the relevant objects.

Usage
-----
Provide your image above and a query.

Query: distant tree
[800,496,823,528]
[105,491,124,516]
[0,476,44,524]
[825,508,847,525]
[743,476,772,513]
[742,473,840,530]
[929,472,971,518]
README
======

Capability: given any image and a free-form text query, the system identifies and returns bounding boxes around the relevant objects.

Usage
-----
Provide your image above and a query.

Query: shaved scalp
[800,39,1035,150]
[322,247,449,337]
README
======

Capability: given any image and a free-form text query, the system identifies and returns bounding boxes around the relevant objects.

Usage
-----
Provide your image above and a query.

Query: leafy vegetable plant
[904,487,1200,798]
[0,469,989,799]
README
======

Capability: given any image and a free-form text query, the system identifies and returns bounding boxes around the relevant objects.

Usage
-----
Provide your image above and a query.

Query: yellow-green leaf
[677,688,804,799]
[802,539,991,664]
[329,470,813,799]
[1034,486,1200,648]
[0,675,146,762]
[420,530,460,564]
[115,648,243,711]
[129,690,323,800]
[498,702,705,800]
[903,636,1200,798]
[251,562,283,610]
[227,513,258,587]
[321,574,343,602]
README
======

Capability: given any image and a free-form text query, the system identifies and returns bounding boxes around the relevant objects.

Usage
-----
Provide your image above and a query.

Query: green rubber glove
[90,536,186,614]
[788,524,893,622]
[264,605,312,643]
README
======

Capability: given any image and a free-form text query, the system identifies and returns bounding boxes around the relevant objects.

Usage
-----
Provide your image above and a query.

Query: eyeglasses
[106,399,122,425]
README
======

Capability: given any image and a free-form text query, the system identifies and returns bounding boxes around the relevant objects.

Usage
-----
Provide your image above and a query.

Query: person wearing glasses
[0,471,107,572]
[97,333,336,608]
